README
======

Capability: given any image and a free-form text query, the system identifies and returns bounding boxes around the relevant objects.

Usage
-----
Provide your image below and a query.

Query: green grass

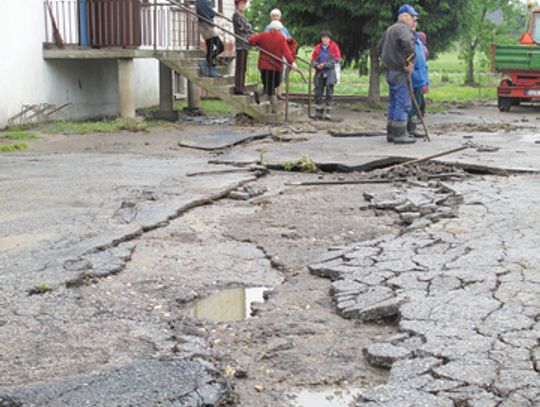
[43,119,150,135]
[3,131,37,140]
[248,48,499,104]
[0,143,29,152]
[174,99,232,115]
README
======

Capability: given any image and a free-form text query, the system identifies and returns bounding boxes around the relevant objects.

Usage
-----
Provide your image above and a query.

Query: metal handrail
[207,7,313,118]
[165,0,307,83]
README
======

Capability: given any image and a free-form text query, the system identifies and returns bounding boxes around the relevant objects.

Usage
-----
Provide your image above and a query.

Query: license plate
[526,89,540,96]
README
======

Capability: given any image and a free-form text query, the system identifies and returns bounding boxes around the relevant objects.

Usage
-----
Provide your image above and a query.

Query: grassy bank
[245,49,498,104]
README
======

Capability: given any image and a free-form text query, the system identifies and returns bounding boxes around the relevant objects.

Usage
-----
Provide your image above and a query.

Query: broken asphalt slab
[0,150,256,405]
[215,130,540,173]
[178,128,272,151]
[0,358,228,407]
[310,176,540,406]
[0,153,255,293]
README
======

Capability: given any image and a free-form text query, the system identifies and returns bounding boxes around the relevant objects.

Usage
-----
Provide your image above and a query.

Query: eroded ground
[0,103,539,406]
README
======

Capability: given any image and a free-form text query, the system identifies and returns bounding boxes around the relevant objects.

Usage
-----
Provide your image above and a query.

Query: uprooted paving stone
[363,182,463,228]
[310,175,540,406]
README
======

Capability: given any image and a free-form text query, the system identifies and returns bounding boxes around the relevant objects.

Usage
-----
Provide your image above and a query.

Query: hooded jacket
[412,33,429,88]
[249,31,295,72]
[196,0,215,22]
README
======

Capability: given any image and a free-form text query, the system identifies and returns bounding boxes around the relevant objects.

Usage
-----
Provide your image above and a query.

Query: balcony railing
[43,0,220,51]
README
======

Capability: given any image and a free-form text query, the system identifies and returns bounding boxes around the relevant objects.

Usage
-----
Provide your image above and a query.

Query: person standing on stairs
[249,21,297,114]
[311,31,341,121]
[264,9,291,100]
[196,0,224,77]
[232,0,253,95]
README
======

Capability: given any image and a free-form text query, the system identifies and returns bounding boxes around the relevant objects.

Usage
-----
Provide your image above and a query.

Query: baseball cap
[398,4,420,17]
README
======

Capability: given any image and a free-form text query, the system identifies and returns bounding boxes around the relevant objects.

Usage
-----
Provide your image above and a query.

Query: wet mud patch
[182,286,270,322]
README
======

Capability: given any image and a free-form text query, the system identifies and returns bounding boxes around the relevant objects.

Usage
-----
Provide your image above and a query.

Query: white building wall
[0,0,159,128]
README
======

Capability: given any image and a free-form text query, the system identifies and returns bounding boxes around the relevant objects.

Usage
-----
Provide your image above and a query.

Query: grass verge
[0,143,29,152]
[3,131,37,140]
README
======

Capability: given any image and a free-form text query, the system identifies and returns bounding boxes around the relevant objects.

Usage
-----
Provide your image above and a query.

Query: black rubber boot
[323,106,332,121]
[314,105,324,120]
[386,120,394,142]
[407,117,424,138]
[392,120,416,144]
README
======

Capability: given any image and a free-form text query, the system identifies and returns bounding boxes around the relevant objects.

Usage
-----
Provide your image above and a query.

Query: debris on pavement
[228,184,267,200]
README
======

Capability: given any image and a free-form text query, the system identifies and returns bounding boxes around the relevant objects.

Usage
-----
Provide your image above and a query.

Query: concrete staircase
[156,50,303,123]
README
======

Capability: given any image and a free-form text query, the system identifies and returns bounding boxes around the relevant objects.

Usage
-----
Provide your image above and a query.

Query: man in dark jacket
[196,0,224,77]
[377,4,418,144]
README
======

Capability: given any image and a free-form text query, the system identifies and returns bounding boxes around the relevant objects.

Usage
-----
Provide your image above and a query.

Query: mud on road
[1,103,539,406]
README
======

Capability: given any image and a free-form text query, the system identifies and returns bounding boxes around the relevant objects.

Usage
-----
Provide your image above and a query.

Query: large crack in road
[1,105,539,406]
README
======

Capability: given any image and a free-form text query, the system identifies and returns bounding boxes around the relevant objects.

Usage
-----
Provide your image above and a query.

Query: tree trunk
[367,48,381,104]
[465,53,475,86]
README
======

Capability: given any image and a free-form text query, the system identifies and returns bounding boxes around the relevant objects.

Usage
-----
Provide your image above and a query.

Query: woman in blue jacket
[408,28,429,137]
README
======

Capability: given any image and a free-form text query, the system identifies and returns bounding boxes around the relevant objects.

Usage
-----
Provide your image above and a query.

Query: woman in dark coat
[232,0,253,95]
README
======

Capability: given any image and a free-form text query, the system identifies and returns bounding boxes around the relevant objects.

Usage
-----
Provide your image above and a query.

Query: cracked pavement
[1,105,539,406]
[310,175,540,406]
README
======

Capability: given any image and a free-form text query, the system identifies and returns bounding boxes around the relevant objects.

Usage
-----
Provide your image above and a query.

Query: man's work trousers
[314,76,334,107]
[386,70,411,121]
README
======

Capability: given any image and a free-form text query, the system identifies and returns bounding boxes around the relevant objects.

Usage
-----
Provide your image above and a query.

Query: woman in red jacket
[249,21,297,113]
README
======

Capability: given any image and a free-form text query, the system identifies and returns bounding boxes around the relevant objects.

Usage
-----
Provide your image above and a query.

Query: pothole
[181,286,270,322]
[287,387,362,407]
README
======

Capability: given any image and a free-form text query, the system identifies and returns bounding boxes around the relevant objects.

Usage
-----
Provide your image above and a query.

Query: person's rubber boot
[314,105,324,120]
[269,95,277,114]
[253,88,261,105]
[407,117,423,138]
[198,60,209,77]
[323,106,332,121]
[386,120,394,143]
[208,65,222,78]
[392,120,416,144]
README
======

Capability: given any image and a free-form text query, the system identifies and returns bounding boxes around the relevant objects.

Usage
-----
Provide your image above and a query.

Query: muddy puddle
[182,286,269,322]
[287,387,362,407]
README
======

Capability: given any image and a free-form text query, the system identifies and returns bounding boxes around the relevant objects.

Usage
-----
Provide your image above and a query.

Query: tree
[247,1,468,102]
[458,0,526,86]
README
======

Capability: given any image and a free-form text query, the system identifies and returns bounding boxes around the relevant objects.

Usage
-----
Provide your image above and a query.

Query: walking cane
[406,55,430,142]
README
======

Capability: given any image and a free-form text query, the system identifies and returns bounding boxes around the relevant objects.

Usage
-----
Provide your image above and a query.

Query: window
[532,12,540,44]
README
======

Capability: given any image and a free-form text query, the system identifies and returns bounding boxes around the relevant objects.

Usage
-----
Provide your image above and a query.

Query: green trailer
[492,44,540,111]
[492,44,540,71]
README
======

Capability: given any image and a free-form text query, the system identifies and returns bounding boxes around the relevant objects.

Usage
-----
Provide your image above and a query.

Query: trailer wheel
[498,97,512,112]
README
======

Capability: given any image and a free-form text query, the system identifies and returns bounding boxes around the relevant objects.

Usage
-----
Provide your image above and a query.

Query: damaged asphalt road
[0,104,539,406]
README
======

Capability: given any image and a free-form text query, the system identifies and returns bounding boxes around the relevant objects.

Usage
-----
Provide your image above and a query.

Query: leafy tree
[458,0,526,85]
[247,1,468,102]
